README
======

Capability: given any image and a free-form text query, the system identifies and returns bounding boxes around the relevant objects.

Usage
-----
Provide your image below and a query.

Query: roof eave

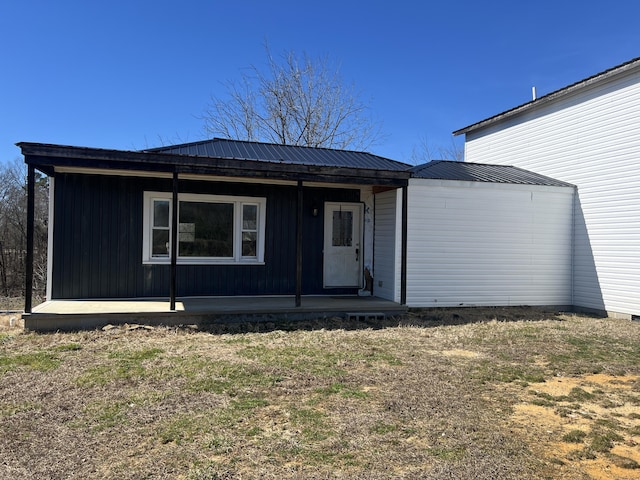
[17,142,410,186]
[453,56,640,137]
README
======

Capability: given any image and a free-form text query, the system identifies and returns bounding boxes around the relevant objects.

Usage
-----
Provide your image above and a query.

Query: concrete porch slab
[25,295,407,332]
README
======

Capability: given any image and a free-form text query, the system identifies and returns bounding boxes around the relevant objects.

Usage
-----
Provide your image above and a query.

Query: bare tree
[409,135,465,165]
[0,159,48,299]
[203,47,383,151]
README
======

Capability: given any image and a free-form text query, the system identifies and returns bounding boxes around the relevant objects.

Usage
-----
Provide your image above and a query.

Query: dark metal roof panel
[145,138,411,171]
[411,160,574,187]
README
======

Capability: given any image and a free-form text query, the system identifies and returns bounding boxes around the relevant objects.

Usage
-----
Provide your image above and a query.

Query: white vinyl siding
[405,179,574,308]
[465,66,640,317]
[373,189,401,302]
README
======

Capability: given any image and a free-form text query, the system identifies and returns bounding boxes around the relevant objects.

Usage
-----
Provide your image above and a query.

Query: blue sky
[2,0,639,165]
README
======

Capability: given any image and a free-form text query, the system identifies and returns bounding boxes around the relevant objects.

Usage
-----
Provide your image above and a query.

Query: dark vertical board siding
[101,176,113,295]
[80,175,91,297]
[302,188,325,293]
[52,173,360,299]
[51,178,62,297]
[264,194,276,293]
[270,189,296,294]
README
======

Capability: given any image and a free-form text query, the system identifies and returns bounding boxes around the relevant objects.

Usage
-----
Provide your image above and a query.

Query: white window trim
[142,191,266,265]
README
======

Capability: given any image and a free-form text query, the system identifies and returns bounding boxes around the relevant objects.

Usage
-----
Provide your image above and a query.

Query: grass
[1,308,640,479]
[76,347,165,386]
[562,430,587,443]
[0,350,60,373]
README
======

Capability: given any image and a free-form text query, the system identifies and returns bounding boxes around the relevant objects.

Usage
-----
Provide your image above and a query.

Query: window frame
[142,191,266,265]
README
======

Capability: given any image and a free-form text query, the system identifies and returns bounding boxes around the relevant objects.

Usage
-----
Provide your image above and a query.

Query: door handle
[355,248,359,262]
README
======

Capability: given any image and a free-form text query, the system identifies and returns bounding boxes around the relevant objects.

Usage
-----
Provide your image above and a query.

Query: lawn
[1,308,639,479]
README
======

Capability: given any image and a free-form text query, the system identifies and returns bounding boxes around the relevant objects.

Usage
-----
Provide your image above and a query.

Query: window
[332,210,353,246]
[143,192,266,264]
[179,201,234,258]
[242,204,258,256]
[151,199,170,257]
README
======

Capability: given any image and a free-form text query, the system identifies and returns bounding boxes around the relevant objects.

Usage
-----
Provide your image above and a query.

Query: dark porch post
[170,171,178,310]
[24,164,35,313]
[400,185,408,305]
[295,180,303,307]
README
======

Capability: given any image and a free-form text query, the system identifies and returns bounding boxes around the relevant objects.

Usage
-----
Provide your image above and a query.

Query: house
[454,57,640,319]
[18,139,411,329]
[19,138,579,330]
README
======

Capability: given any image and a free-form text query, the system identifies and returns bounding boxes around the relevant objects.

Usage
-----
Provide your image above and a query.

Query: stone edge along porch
[24,295,408,332]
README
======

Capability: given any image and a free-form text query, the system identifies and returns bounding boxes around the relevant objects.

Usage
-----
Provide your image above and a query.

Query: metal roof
[145,138,411,172]
[17,141,411,187]
[453,56,640,136]
[411,160,574,187]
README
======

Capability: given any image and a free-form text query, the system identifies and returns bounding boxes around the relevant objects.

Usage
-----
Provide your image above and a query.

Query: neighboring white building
[374,161,575,309]
[454,57,640,319]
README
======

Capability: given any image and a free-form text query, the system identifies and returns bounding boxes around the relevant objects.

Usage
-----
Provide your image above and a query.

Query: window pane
[153,200,170,228]
[332,211,353,246]
[242,232,257,257]
[178,201,233,257]
[242,204,257,230]
[152,230,169,256]
[179,223,195,242]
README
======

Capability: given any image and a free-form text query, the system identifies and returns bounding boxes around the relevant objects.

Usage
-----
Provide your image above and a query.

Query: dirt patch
[439,349,482,358]
[531,374,637,397]
[510,374,640,480]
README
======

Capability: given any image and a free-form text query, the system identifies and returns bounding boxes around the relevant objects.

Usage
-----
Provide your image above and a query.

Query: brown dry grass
[1,307,639,479]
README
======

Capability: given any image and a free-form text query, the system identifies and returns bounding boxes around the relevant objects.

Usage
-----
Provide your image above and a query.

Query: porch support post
[400,185,408,305]
[24,164,35,313]
[170,171,178,310]
[295,180,303,307]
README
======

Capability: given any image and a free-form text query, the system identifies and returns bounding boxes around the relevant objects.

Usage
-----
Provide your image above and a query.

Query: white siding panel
[406,180,574,308]
[465,66,640,316]
[373,189,400,302]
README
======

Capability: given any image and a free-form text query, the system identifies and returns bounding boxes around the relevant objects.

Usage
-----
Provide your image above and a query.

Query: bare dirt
[511,374,640,479]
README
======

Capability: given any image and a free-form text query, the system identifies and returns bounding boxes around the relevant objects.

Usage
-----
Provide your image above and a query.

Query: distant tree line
[0,160,48,299]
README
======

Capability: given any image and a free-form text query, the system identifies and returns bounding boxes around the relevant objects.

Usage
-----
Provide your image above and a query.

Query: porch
[25,295,407,332]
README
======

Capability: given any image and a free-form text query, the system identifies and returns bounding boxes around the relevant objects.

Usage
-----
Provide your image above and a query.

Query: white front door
[323,202,363,288]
